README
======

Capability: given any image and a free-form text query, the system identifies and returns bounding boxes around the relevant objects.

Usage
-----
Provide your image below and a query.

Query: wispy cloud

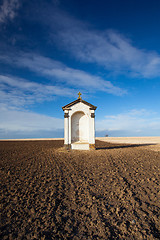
[0,72,68,139]
[96,109,160,136]
[0,74,74,110]
[0,107,63,132]
[48,11,160,78]
[0,53,126,96]
[0,106,64,139]
[0,0,20,23]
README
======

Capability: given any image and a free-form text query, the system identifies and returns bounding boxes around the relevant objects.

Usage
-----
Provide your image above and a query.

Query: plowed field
[0,140,160,239]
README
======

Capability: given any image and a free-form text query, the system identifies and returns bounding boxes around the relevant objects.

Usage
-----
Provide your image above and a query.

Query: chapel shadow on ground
[95,140,157,150]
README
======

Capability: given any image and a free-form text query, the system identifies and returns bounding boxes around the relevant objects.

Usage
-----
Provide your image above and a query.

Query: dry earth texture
[0,140,160,239]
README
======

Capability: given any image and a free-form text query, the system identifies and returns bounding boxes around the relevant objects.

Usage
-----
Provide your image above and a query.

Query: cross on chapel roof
[62,92,97,110]
[78,92,82,99]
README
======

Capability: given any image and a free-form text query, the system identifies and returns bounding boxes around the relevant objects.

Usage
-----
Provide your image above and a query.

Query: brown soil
[0,140,160,239]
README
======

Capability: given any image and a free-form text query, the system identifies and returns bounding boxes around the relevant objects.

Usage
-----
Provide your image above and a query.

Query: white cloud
[0,107,63,132]
[0,53,126,96]
[0,74,74,110]
[0,73,67,139]
[96,109,160,135]
[49,12,160,78]
[0,0,20,23]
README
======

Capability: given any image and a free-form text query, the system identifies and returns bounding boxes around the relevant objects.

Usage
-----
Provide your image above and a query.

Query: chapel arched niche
[71,111,89,143]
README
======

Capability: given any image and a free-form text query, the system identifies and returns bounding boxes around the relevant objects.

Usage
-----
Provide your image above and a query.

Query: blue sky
[0,0,160,139]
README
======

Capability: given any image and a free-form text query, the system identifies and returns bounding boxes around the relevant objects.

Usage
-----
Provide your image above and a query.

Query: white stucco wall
[64,112,69,145]
[63,101,96,148]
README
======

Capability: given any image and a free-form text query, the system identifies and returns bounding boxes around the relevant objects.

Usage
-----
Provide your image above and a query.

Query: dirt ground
[0,140,160,239]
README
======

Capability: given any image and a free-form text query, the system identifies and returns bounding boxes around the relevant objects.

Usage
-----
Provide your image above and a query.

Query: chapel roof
[62,92,97,111]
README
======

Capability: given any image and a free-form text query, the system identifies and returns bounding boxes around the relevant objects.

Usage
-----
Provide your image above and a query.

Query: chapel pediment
[62,92,97,110]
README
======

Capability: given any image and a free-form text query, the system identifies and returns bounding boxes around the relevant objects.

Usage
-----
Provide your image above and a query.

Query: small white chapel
[62,92,97,150]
